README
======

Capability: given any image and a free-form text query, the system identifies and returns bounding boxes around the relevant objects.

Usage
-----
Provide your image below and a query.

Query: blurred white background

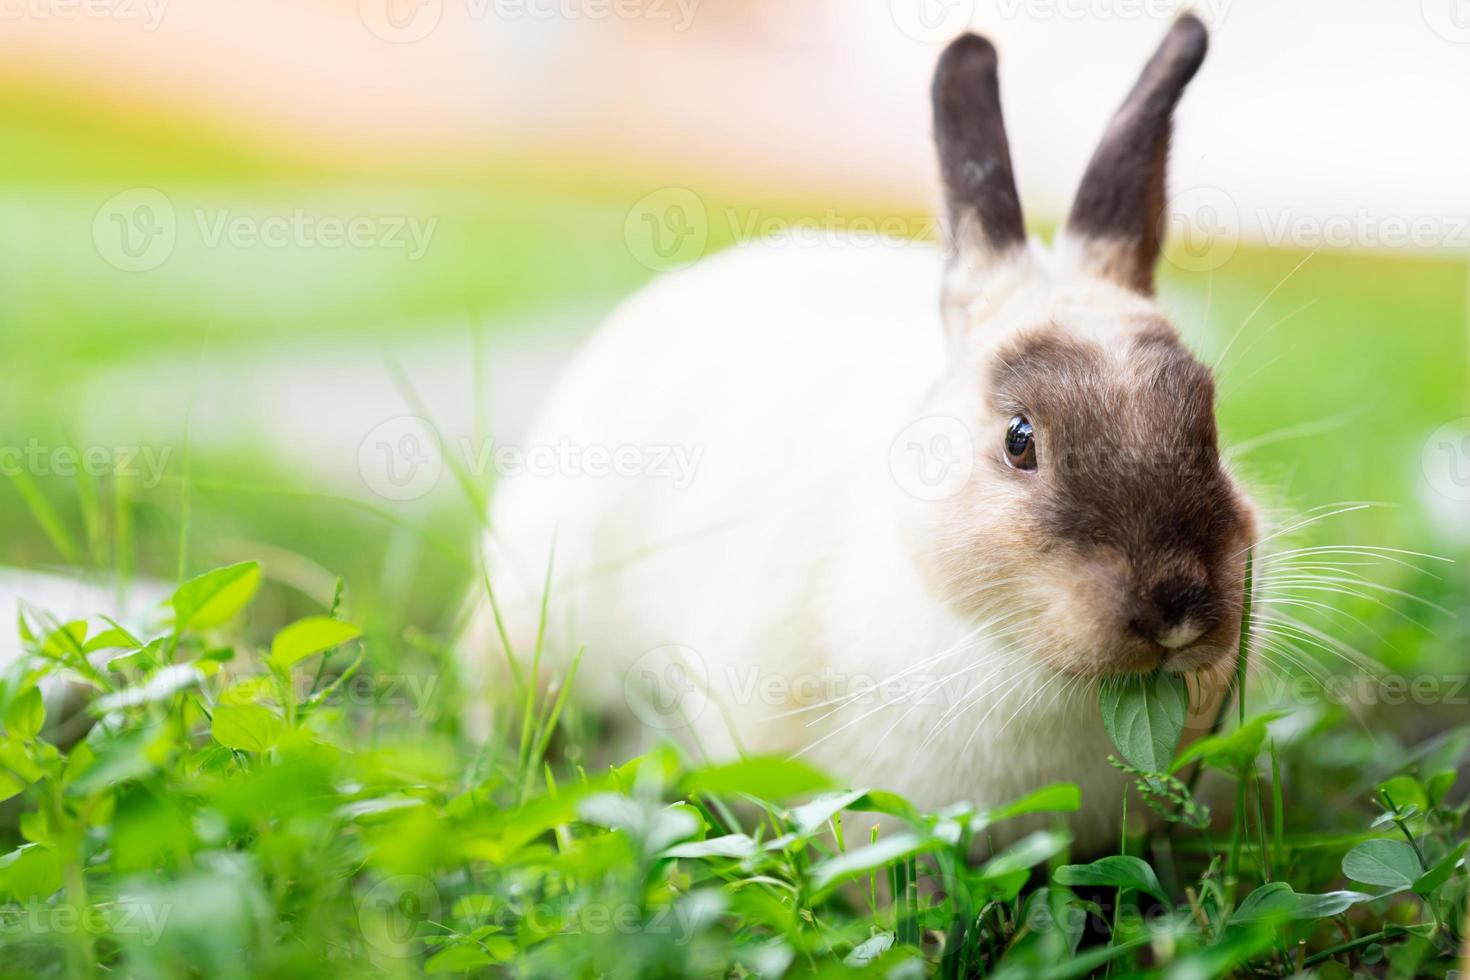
[5,0,1470,241]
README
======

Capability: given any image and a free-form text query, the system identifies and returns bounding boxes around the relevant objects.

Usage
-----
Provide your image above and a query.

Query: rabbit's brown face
[912,273,1257,678]
[992,324,1251,673]
[919,15,1253,676]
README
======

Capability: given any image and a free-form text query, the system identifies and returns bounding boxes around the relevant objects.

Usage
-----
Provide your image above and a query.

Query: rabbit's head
[911,15,1257,678]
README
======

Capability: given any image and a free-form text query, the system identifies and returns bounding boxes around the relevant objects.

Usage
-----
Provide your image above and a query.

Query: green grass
[0,90,1467,977]
[0,551,1465,977]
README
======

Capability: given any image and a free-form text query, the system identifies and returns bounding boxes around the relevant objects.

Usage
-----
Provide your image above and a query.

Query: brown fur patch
[1065,15,1208,293]
[989,324,1247,646]
[932,33,1026,254]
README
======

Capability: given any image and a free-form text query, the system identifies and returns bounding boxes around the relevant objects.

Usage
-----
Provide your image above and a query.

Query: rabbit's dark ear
[1065,14,1208,294]
[932,34,1026,265]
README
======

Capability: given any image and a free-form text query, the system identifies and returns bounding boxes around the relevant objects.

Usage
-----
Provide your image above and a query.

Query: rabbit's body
[480,237,1132,849]
[471,16,1254,851]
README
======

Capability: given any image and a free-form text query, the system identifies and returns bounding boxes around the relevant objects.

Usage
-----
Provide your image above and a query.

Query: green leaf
[269,616,362,667]
[171,562,261,632]
[844,931,895,967]
[4,688,44,741]
[1053,855,1167,902]
[663,833,759,860]
[219,676,276,708]
[974,783,1081,832]
[1425,770,1457,809]
[808,832,930,896]
[1171,711,1287,774]
[84,626,142,653]
[980,830,1073,880]
[210,703,284,753]
[575,794,699,853]
[1372,807,1419,829]
[93,665,203,714]
[0,740,43,782]
[0,740,41,802]
[1413,841,1467,897]
[681,756,835,801]
[789,789,871,835]
[1231,882,1366,924]
[18,810,51,847]
[481,936,515,962]
[335,797,428,823]
[65,725,168,796]
[1099,671,1188,773]
[1377,775,1427,813]
[425,946,494,973]
[39,621,88,660]
[0,844,64,901]
[845,789,921,825]
[1342,839,1423,892]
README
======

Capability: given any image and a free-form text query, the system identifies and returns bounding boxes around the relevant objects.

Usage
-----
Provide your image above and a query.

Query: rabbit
[468,13,1258,853]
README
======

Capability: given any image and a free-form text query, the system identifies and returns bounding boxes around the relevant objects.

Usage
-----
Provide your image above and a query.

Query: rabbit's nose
[1126,579,1216,648]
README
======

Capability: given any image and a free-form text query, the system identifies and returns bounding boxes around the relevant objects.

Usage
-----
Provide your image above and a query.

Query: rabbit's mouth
[1034,635,1237,682]
[1004,539,1249,679]
[1160,640,1235,675]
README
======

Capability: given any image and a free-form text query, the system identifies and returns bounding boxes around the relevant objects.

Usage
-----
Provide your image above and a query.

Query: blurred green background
[0,6,1467,975]
[0,77,1466,733]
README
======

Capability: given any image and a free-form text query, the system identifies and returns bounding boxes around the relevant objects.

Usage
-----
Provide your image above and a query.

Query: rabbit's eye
[1004,416,1037,471]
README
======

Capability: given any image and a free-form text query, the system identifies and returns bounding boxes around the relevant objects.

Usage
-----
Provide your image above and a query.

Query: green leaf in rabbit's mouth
[1099,669,1190,774]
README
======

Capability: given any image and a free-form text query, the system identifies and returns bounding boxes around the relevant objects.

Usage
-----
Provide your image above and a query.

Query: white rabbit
[470,15,1256,852]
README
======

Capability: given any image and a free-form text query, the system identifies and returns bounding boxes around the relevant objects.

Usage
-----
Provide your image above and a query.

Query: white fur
[470,235,1143,851]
